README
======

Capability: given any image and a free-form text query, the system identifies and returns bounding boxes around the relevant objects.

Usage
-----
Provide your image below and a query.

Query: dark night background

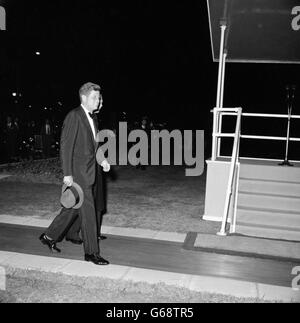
[0,0,299,160]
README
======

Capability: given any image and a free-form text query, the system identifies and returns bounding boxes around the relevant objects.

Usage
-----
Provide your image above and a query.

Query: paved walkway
[0,215,299,302]
[185,232,300,262]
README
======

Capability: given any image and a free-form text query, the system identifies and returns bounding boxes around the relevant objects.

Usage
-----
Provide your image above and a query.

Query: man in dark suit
[39,82,110,265]
[64,94,107,244]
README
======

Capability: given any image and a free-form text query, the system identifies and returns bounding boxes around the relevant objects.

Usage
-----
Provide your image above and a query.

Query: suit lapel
[78,106,96,145]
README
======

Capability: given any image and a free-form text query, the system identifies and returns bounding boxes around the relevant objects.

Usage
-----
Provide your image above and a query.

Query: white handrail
[216,25,227,108]
[212,112,300,119]
[212,109,218,160]
[217,108,242,236]
[241,135,300,142]
[243,113,300,119]
[214,108,241,112]
[219,156,300,163]
[211,110,300,161]
[213,133,236,138]
[214,134,300,141]
[230,163,240,234]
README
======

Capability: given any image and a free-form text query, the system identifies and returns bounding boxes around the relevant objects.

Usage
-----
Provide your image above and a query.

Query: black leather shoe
[97,235,107,241]
[84,254,109,265]
[66,237,83,245]
[39,233,61,253]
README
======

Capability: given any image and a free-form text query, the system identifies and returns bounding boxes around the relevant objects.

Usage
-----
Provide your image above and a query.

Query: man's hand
[63,176,73,187]
[101,160,110,172]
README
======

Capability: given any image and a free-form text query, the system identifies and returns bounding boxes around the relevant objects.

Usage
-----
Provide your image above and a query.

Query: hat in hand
[60,182,84,209]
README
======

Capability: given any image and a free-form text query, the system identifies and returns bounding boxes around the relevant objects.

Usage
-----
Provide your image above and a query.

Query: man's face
[82,90,100,112]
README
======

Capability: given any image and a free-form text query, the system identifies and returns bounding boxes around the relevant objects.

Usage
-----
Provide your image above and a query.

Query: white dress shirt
[81,104,96,140]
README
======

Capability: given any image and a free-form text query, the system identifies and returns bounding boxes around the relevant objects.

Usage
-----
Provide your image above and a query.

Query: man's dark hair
[79,82,101,101]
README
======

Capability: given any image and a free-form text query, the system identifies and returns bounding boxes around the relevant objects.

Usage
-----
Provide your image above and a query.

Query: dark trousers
[45,184,99,255]
[66,166,105,240]
[65,182,104,240]
[65,209,104,240]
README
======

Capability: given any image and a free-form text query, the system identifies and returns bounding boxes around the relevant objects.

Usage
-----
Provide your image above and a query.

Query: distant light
[12,92,17,97]
[36,51,41,55]
[44,107,47,110]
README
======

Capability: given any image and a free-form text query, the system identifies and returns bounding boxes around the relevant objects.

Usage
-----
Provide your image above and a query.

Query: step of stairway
[235,223,300,242]
[239,178,300,198]
[236,206,300,229]
[239,163,300,183]
[237,192,300,213]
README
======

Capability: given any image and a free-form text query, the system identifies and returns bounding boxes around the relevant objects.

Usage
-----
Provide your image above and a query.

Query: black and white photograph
[0,0,299,306]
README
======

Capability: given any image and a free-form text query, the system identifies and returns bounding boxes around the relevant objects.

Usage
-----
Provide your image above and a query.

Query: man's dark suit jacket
[60,106,101,188]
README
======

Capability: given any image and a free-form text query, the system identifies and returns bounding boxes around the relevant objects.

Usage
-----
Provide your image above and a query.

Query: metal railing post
[212,108,218,161]
[217,109,242,236]
[216,25,227,108]
[212,24,226,161]
[217,52,227,158]
[220,52,227,109]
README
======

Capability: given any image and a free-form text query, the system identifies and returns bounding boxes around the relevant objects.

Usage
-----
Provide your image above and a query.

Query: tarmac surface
[0,222,298,288]
[0,215,299,302]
